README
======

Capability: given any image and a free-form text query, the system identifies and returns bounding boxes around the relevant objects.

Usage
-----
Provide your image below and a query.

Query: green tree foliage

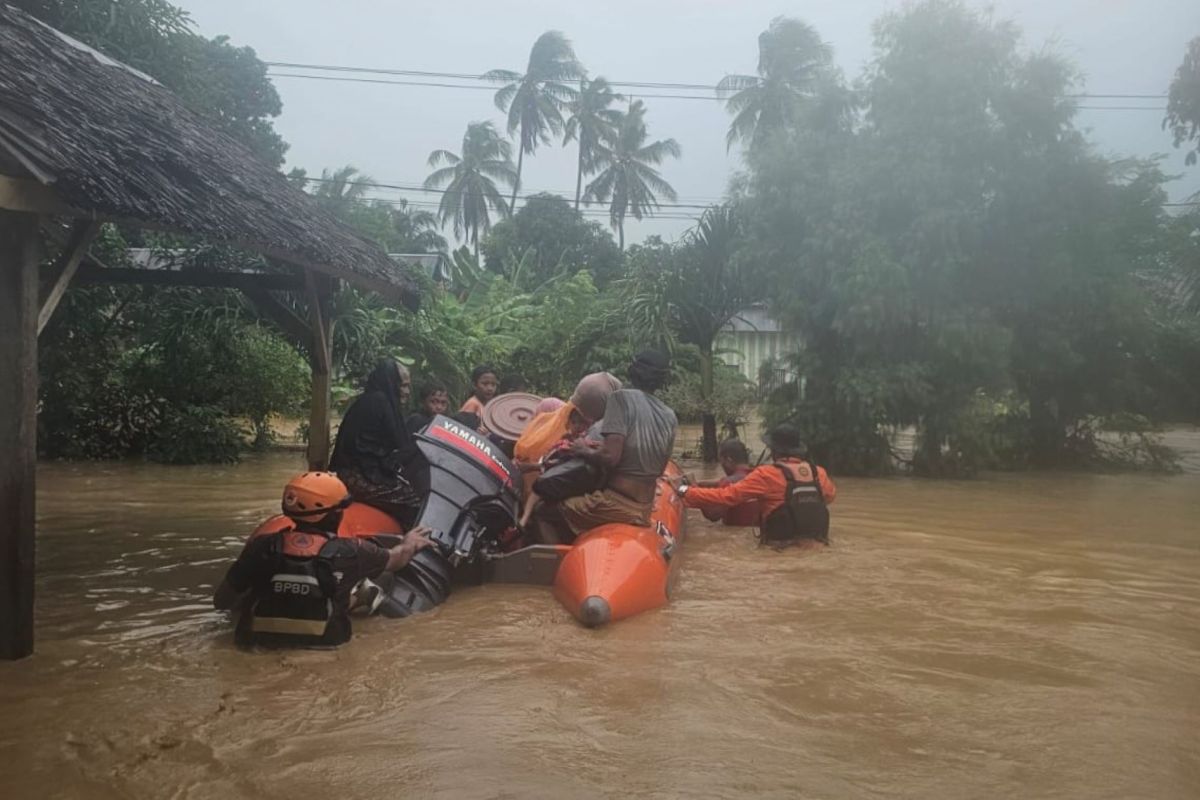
[484,31,585,209]
[37,233,310,462]
[1165,36,1200,166]
[292,165,447,254]
[339,199,448,255]
[425,122,518,254]
[481,193,622,289]
[15,0,287,166]
[147,405,245,465]
[742,0,1174,475]
[173,33,287,166]
[717,17,836,152]
[310,165,374,212]
[499,270,628,397]
[658,361,757,434]
[564,77,624,209]
[1142,206,1200,423]
[312,247,627,403]
[583,101,681,250]
[623,207,763,460]
[131,308,309,451]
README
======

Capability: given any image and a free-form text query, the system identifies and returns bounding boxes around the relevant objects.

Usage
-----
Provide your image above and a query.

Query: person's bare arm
[383,526,435,572]
[571,433,624,468]
[671,466,776,510]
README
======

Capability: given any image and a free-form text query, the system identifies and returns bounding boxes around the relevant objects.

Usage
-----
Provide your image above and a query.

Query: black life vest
[759,460,830,545]
[239,530,355,648]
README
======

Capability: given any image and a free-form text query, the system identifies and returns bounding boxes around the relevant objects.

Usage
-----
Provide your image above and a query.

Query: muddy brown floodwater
[2,433,1199,799]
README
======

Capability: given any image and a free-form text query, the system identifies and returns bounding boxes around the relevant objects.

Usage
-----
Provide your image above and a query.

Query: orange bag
[513,402,576,496]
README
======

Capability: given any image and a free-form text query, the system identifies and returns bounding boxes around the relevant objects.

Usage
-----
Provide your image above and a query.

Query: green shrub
[148,405,244,464]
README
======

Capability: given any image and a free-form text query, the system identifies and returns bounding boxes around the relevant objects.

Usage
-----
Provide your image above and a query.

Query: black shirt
[225,533,391,646]
[405,411,433,435]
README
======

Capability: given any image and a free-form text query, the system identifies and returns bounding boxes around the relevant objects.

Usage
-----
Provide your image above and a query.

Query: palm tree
[625,205,759,460]
[484,31,584,211]
[424,121,517,255]
[312,165,374,212]
[387,199,447,254]
[717,17,833,151]
[583,100,681,250]
[563,77,623,210]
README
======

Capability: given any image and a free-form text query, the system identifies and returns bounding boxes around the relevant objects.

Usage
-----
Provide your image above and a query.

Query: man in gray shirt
[563,351,678,534]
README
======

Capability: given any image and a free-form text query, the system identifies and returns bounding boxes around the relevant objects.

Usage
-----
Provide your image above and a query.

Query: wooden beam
[241,287,311,350]
[0,192,420,309]
[0,175,420,312]
[0,210,41,659]
[38,220,100,336]
[74,264,305,292]
[305,270,333,470]
[266,245,419,312]
[0,175,80,216]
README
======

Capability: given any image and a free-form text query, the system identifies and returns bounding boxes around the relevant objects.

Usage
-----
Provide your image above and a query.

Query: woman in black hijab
[330,359,427,525]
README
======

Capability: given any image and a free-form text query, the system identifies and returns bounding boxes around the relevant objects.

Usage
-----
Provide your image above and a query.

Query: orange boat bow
[552,462,686,627]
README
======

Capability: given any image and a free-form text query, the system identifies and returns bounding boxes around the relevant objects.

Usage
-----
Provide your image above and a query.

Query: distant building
[716,303,801,395]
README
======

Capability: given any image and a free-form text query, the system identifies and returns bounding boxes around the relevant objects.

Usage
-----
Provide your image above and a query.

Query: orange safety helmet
[282,472,352,520]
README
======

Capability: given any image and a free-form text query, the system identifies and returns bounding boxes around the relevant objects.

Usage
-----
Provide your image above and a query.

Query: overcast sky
[185,0,1199,246]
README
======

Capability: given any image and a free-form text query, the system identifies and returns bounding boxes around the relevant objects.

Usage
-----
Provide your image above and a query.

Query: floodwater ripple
[0,450,1197,799]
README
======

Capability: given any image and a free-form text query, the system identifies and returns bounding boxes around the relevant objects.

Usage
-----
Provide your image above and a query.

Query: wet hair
[498,374,527,394]
[628,350,671,392]
[470,364,498,384]
[718,438,750,464]
[418,379,448,401]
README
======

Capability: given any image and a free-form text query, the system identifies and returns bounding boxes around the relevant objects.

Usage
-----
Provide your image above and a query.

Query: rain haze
[5,2,1200,797]
[184,0,1200,246]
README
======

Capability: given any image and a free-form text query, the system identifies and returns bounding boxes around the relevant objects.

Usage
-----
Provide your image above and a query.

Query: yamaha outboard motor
[370,415,519,617]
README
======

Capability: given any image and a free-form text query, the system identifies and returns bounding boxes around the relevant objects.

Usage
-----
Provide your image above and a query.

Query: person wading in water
[213,472,432,648]
[671,424,837,548]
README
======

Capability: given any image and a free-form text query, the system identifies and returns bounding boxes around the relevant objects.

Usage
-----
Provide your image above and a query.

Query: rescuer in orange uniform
[213,472,432,648]
[671,424,836,548]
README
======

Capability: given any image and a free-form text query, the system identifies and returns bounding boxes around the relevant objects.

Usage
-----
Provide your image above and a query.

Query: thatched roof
[0,5,419,308]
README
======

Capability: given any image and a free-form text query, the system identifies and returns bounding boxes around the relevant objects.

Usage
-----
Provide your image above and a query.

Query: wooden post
[305,270,333,470]
[0,211,41,660]
[38,220,100,336]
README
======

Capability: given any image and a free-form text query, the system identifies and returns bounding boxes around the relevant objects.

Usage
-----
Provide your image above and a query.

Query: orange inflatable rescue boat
[246,413,686,627]
[478,462,684,627]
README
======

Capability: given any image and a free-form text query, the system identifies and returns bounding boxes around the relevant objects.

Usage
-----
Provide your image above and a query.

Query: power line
[302,175,723,210]
[360,195,703,221]
[265,60,1168,100]
[1070,94,1167,99]
[342,192,702,221]
[266,60,721,92]
[267,71,724,101]
[268,71,1167,108]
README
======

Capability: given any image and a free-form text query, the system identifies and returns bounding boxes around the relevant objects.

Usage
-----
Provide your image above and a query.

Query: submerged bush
[148,405,244,465]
